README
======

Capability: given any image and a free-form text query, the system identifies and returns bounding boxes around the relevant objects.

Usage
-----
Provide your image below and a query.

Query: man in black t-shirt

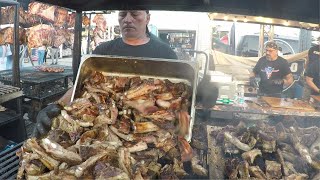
[93,10,177,59]
[305,43,320,95]
[250,42,293,97]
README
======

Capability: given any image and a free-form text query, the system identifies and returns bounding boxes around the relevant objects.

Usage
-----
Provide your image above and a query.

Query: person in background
[43,46,48,64]
[5,43,13,69]
[305,39,320,95]
[249,41,293,97]
[33,10,217,138]
[37,40,47,65]
[50,45,59,65]
[0,45,6,70]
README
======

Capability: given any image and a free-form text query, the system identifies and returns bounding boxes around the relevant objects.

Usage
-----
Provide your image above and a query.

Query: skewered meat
[54,8,68,27]
[27,24,55,48]
[67,13,76,28]
[93,14,107,32]
[82,15,90,27]
[29,2,56,22]
[0,27,26,45]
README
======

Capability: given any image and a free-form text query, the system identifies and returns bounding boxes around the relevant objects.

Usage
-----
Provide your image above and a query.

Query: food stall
[0,0,320,179]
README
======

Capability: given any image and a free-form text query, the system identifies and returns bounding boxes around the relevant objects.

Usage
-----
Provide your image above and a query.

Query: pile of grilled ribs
[16,71,207,179]
[210,120,320,179]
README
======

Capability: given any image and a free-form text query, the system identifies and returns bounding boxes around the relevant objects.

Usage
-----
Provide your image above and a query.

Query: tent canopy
[35,0,319,24]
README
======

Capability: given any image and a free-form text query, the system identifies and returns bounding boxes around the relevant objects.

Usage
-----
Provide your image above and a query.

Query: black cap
[265,41,278,50]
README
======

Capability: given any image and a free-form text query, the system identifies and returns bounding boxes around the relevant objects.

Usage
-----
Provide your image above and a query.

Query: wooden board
[261,97,315,111]
[207,125,225,179]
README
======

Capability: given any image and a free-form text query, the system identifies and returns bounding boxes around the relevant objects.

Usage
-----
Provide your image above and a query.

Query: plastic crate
[0,142,23,179]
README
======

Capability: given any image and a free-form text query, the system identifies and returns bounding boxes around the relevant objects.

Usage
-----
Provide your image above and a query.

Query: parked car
[236,34,299,57]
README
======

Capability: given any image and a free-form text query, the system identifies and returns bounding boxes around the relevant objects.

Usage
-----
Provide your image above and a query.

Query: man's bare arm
[283,73,293,87]
[306,76,319,94]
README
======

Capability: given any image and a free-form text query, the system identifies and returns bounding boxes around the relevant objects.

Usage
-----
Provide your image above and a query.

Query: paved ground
[22,57,73,68]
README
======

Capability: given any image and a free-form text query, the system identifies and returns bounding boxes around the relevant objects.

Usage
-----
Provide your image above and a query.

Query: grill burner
[0,85,21,95]
[0,142,23,179]
[0,84,23,104]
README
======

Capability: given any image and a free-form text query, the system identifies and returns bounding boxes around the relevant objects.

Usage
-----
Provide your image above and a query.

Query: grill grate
[0,85,21,96]
[0,142,23,179]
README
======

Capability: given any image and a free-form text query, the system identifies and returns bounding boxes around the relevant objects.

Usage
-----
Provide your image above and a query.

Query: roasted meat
[18,72,194,179]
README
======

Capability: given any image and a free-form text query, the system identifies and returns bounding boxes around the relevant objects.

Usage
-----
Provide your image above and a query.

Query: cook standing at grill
[305,39,320,95]
[33,10,218,137]
[249,42,293,97]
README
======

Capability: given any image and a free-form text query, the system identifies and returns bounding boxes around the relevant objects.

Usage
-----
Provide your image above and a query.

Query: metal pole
[269,25,274,41]
[299,29,312,52]
[258,24,265,57]
[86,13,91,54]
[12,3,20,88]
[72,11,82,82]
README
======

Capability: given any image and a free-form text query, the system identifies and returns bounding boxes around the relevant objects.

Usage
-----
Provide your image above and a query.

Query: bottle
[238,85,245,104]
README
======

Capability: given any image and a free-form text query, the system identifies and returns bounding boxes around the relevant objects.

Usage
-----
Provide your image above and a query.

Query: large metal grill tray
[72,55,198,141]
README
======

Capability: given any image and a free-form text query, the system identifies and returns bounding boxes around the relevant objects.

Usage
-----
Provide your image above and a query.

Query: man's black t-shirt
[253,56,291,94]
[93,37,178,59]
[308,45,320,65]
[305,60,320,95]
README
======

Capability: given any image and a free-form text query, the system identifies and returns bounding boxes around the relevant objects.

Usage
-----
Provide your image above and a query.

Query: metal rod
[184,49,209,76]
[258,24,264,57]
[12,3,20,88]
[72,11,82,82]
[86,13,92,54]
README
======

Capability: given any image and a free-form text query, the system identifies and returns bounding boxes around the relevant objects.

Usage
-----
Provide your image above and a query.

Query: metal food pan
[71,55,198,141]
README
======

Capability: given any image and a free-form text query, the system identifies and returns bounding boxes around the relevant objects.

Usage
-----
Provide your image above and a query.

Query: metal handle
[183,50,209,77]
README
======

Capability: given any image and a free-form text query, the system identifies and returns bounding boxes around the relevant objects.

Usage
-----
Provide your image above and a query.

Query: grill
[0,84,23,104]
[0,142,23,180]
[0,67,73,100]
[0,67,73,122]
